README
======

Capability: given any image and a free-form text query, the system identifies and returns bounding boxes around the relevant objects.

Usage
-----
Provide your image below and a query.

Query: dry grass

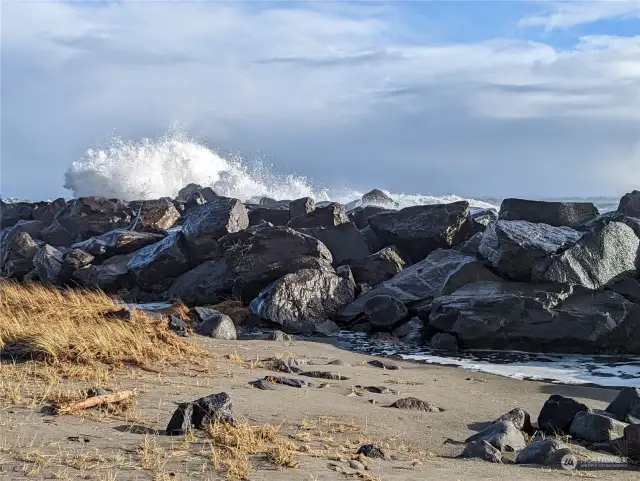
[207,298,249,325]
[0,280,203,368]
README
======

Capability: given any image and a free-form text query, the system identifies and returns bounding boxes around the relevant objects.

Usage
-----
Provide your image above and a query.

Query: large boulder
[297,222,370,265]
[191,309,237,340]
[479,220,582,281]
[498,198,599,228]
[368,201,472,262]
[166,259,231,305]
[364,295,408,331]
[127,232,189,290]
[55,197,132,242]
[347,246,406,288]
[361,189,397,207]
[617,191,640,218]
[348,206,395,230]
[32,244,64,284]
[429,281,640,353]
[248,207,290,227]
[177,183,203,201]
[538,395,591,435]
[40,221,74,247]
[532,221,640,290]
[289,197,315,219]
[250,268,355,333]
[605,388,640,423]
[72,262,131,291]
[33,198,67,226]
[181,196,249,262]
[71,229,164,258]
[1,201,34,228]
[570,411,627,442]
[60,249,95,280]
[465,420,526,452]
[515,439,569,466]
[287,203,349,229]
[0,229,38,278]
[359,225,385,253]
[129,198,181,231]
[2,220,46,240]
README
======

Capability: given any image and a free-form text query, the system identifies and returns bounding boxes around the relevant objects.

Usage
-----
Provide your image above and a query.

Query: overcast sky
[2,0,639,201]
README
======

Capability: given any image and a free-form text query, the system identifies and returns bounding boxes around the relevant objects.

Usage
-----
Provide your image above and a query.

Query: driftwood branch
[59,390,137,413]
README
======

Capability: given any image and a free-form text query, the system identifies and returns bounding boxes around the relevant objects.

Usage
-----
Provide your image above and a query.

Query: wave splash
[63,130,498,210]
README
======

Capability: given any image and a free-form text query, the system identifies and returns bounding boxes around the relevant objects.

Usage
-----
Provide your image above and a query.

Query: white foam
[63,129,499,210]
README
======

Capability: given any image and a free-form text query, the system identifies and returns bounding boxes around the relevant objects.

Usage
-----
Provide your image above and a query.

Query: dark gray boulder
[368,201,472,262]
[289,197,315,219]
[532,221,640,290]
[1,201,34,228]
[605,387,640,422]
[130,198,181,231]
[297,222,370,265]
[249,268,355,333]
[356,444,387,459]
[624,424,640,460]
[608,278,640,304]
[391,317,423,343]
[457,232,483,257]
[4,220,46,240]
[460,441,501,463]
[177,183,204,201]
[359,225,385,253]
[364,295,408,331]
[336,249,482,324]
[438,256,501,296]
[430,281,640,353]
[347,246,406,288]
[0,230,38,278]
[478,220,582,281]
[429,333,458,351]
[465,420,526,452]
[194,310,237,340]
[33,244,64,284]
[55,197,132,242]
[348,206,395,230]
[166,259,231,305]
[287,203,349,228]
[169,315,190,337]
[538,394,591,434]
[336,264,355,283]
[248,207,290,227]
[515,439,568,465]
[166,402,195,435]
[499,198,599,228]
[617,191,640,218]
[60,249,95,280]
[495,408,533,435]
[166,392,236,435]
[41,221,74,247]
[470,208,498,234]
[181,196,249,262]
[127,232,189,290]
[71,229,164,258]
[570,411,627,442]
[361,189,396,207]
[72,262,131,291]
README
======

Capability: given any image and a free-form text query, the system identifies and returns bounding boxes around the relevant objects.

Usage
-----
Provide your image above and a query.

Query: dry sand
[1,335,638,480]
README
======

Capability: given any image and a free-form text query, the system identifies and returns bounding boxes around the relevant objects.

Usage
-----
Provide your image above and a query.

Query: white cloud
[520,0,640,30]
[1,0,639,200]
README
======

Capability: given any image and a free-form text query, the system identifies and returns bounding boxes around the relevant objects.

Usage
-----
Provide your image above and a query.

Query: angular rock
[168,315,190,337]
[460,441,502,463]
[71,229,164,258]
[41,221,74,247]
[608,278,640,305]
[532,221,640,290]
[300,371,349,381]
[249,268,355,333]
[0,230,38,278]
[166,402,195,435]
[336,264,354,282]
[605,387,640,422]
[364,295,407,331]
[297,222,370,265]
[189,392,236,429]
[267,330,294,341]
[263,376,311,388]
[287,203,349,229]
[72,262,131,291]
[624,424,640,460]
[130,198,181,231]
[495,408,533,435]
[617,191,640,218]
[438,257,501,296]
[362,189,396,207]
[391,317,423,343]
[538,394,591,434]
[479,220,582,281]
[356,444,387,459]
[177,183,204,201]
[470,208,498,234]
[249,379,276,390]
[458,232,483,257]
[4,220,46,240]
[1,201,34,228]
[349,206,395,230]
[248,207,290,227]
[194,310,237,340]
[368,201,472,262]
[166,259,231,305]
[60,249,95,280]
[498,198,599,228]
[55,197,132,242]
[289,197,315,219]
[33,244,64,284]
[313,319,341,337]
[570,411,627,442]
[181,196,249,262]
[348,246,406,288]
[359,225,385,253]
[388,397,442,412]
[515,438,568,465]
[465,420,526,452]
[429,333,458,351]
[127,232,189,290]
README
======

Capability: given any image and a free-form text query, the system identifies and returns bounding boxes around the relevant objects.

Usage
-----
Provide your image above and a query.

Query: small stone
[349,460,364,470]
[388,397,442,412]
[168,315,190,337]
[368,360,400,370]
[459,440,502,463]
[248,379,276,390]
[264,376,311,388]
[300,371,349,381]
[328,359,351,367]
[195,310,237,340]
[357,444,387,459]
[267,330,294,341]
[319,383,331,388]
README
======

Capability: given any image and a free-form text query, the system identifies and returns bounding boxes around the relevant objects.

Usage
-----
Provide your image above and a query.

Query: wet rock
[470,208,498,234]
[362,189,396,207]
[60,249,95,280]
[349,206,395,230]
[287,203,349,228]
[478,220,582,281]
[301,371,349,380]
[41,221,74,247]
[466,420,526,452]
[368,201,472,262]
[617,191,640,218]
[177,183,204,201]
[181,196,249,262]
[538,394,591,434]
[515,438,568,465]
[289,197,315,219]
[605,387,640,422]
[71,229,164,258]
[392,317,423,343]
[498,198,599,228]
[429,333,458,351]
[532,221,640,290]
[249,379,276,390]
[0,230,38,278]
[267,330,294,341]
[130,198,181,231]
[313,319,341,337]
[33,244,64,284]
[495,408,533,435]
[348,246,406,288]
[364,295,408,331]
[297,222,370,265]
[388,397,442,412]
[460,440,502,463]
[570,411,627,442]
[166,402,195,435]
[458,232,483,257]
[356,444,387,459]
[368,360,400,370]
[263,376,311,388]
[249,268,354,333]
[168,315,190,337]
[127,232,189,290]
[438,257,501,296]
[56,197,132,242]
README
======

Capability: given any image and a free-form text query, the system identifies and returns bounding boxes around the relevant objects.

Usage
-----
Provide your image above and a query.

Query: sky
[1,0,640,201]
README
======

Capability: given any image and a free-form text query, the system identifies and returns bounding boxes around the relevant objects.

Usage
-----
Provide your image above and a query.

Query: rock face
[617,191,640,218]
[289,197,315,219]
[166,259,231,305]
[250,268,355,333]
[498,198,599,228]
[347,246,406,288]
[1,201,35,228]
[478,220,582,281]
[465,421,526,452]
[0,230,38,278]
[368,201,472,262]
[287,203,349,228]
[364,295,408,331]
[570,411,627,442]
[55,197,132,242]
[72,262,131,291]
[41,221,74,247]
[429,281,640,353]
[297,223,370,265]
[538,394,591,434]
[33,245,64,284]
[532,221,640,290]
[130,198,181,231]
[349,206,395,230]
[71,230,164,258]
[605,387,640,423]
[181,197,249,262]
[248,207,290,227]
[127,232,189,290]
[429,333,458,351]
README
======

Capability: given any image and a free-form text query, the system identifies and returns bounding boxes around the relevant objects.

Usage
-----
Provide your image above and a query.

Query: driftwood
[59,390,136,413]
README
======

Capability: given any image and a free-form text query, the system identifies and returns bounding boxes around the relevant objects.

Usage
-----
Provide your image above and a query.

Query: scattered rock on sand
[604,387,640,422]
[300,371,349,381]
[570,411,628,443]
[267,330,294,341]
[515,438,569,465]
[538,394,591,435]
[388,397,442,413]
[348,459,365,470]
[166,392,236,435]
[495,408,533,435]
[368,360,400,370]
[465,420,526,452]
[328,359,351,367]
[264,376,311,388]
[248,379,276,390]
[356,444,387,459]
[459,440,502,463]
